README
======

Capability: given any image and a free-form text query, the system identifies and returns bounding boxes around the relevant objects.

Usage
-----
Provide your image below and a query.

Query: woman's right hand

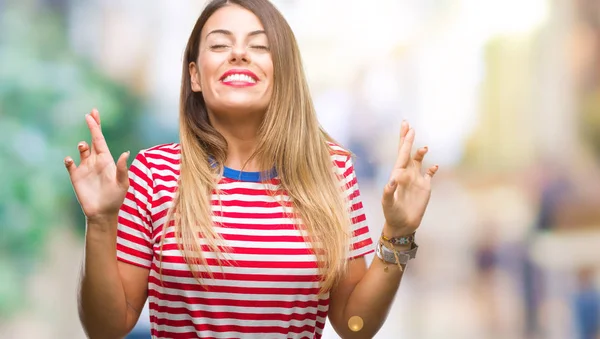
[64,109,131,223]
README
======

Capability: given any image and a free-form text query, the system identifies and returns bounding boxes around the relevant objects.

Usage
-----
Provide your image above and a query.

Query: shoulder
[136,143,180,164]
[326,141,353,172]
[131,143,180,174]
[128,143,180,192]
[326,140,350,155]
[141,143,180,157]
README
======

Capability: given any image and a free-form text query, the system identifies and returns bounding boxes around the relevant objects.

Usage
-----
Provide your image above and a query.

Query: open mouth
[220,69,259,86]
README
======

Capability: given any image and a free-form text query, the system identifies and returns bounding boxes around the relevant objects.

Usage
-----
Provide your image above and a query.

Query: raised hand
[64,109,130,221]
[381,121,438,237]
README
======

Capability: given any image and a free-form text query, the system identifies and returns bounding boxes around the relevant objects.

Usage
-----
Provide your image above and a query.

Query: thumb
[116,151,131,187]
[382,179,397,207]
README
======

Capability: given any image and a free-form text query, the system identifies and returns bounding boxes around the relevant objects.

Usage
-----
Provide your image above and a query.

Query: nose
[229,45,250,64]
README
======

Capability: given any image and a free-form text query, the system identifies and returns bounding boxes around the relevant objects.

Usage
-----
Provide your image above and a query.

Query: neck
[208,111,263,172]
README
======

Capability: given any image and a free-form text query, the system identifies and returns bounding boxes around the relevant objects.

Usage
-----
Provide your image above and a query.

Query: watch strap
[376,241,418,265]
[381,232,416,246]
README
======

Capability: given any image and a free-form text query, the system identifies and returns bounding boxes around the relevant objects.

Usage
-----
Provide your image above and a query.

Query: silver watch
[376,241,418,265]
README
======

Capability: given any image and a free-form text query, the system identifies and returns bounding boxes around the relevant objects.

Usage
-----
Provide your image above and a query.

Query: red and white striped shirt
[116,143,373,339]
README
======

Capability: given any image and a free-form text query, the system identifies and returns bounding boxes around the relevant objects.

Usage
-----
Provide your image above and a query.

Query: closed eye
[209,44,231,51]
[208,44,270,52]
[249,45,270,51]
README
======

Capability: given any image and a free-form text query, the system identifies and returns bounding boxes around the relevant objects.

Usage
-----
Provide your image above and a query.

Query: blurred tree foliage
[0,3,146,318]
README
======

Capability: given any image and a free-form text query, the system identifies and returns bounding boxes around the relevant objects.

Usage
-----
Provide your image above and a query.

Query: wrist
[381,224,416,251]
[376,240,419,268]
[383,242,411,251]
[86,214,119,235]
[382,224,415,238]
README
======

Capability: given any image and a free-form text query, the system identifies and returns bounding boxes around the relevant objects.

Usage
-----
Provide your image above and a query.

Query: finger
[91,108,101,126]
[394,128,415,169]
[413,146,428,172]
[85,113,109,154]
[78,141,91,161]
[381,178,397,208]
[397,120,409,152]
[64,156,77,176]
[425,165,439,181]
[116,151,131,188]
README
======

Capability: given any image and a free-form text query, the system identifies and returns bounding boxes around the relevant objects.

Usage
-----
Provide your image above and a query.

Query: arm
[66,109,153,338]
[328,241,409,339]
[79,216,149,339]
[329,121,438,338]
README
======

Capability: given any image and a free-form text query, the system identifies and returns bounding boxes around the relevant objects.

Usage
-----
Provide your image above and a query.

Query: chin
[214,101,269,117]
[212,93,269,110]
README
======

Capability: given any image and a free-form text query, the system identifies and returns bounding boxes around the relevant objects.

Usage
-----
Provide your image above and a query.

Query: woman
[64,0,438,338]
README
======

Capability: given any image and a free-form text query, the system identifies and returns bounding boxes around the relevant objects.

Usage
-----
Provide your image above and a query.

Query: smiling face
[189,4,274,119]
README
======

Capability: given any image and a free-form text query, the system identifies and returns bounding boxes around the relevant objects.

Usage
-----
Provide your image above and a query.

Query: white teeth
[222,74,256,83]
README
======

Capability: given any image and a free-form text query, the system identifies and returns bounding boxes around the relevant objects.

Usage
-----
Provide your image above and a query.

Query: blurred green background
[1,1,144,317]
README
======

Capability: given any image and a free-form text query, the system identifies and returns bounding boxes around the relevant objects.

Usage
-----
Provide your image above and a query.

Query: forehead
[201,5,265,38]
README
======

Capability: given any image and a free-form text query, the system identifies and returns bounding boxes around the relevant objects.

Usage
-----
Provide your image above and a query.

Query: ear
[189,62,202,92]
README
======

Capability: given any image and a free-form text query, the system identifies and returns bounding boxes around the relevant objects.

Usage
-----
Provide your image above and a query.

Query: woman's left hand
[381,121,438,237]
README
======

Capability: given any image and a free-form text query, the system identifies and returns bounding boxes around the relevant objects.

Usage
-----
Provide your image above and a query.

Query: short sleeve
[116,151,154,269]
[342,155,374,259]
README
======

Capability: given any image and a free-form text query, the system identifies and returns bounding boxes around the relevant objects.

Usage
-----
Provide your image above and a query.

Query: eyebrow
[205,29,266,39]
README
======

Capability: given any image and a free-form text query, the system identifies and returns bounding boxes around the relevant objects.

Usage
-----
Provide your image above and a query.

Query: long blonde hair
[163,0,352,294]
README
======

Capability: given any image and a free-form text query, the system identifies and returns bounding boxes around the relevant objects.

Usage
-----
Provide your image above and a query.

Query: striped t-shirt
[116,143,374,339]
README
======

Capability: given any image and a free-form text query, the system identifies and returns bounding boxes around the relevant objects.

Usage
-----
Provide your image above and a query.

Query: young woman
[64,0,438,338]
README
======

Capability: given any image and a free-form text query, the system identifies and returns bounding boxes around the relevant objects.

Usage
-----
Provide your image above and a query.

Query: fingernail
[388,180,396,188]
[64,158,72,165]
[125,151,131,158]
[78,142,84,148]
